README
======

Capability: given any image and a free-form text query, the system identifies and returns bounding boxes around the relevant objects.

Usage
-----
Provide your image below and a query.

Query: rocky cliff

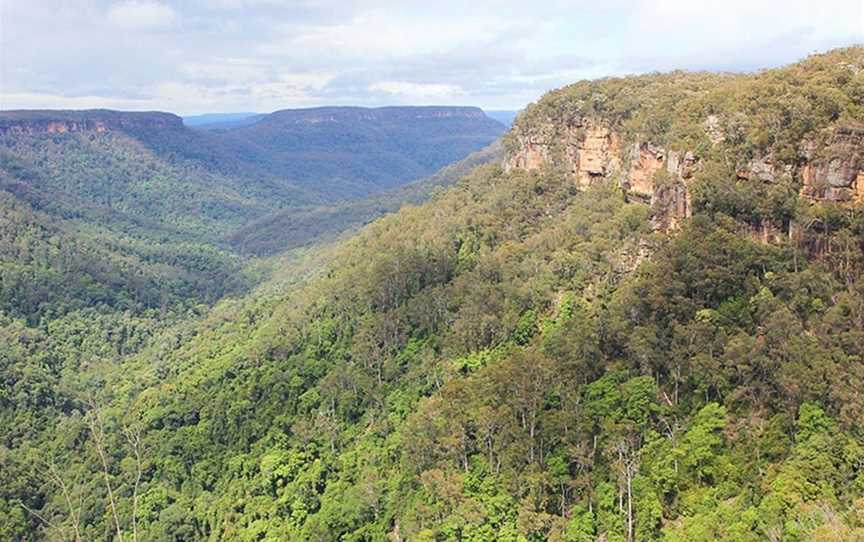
[799,126,864,203]
[505,113,863,232]
[504,47,864,234]
[505,116,702,230]
[0,110,184,136]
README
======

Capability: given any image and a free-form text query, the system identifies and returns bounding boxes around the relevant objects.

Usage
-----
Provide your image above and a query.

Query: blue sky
[1,0,862,114]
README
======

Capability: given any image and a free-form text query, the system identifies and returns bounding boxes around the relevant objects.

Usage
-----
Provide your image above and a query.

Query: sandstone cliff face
[0,119,110,135]
[506,119,622,186]
[505,114,863,231]
[800,126,864,204]
[505,115,699,231]
[0,111,183,136]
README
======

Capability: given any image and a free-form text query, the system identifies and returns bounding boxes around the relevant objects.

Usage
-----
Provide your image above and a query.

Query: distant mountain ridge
[0,104,506,247]
[485,109,520,126]
[228,140,504,255]
[0,109,183,135]
[213,105,506,198]
[184,107,509,131]
[183,112,264,128]
[261,105,489,124]
[0,104,505,322]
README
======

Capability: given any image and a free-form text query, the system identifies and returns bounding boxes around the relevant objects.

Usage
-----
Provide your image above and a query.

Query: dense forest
[2,47,864,541]
[0,106,503,320]
[229,142,503,255]
[0,106,505,237]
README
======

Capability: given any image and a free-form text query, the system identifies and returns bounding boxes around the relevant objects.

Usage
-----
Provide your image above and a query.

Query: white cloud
[620,0,863,71]
[275,72,335,90]
[3,0,862,113]
[369,81,464,98]
[107,1,177,30]
[151,73,336,111]
[180,58,271,83]
[0,91,153,111]
[250,72,335,102]
[260,10,505,61]
[0,69,335,114]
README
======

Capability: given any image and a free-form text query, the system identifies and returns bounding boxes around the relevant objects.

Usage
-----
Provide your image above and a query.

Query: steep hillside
[0,110,304,242]
[229,141,504,255]
[5,48,863,542]
[0,185,253,323]
[215,106,507,198]
[0,107,505,245]
[505,47,864,234]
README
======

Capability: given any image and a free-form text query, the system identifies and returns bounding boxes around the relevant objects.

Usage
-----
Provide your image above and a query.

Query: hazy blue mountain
[485,109,520,126]
[213,105,507,198]
[183,112,266,129]
[228,140,504,255]
[183,112,259,124]
[0,105,506,256]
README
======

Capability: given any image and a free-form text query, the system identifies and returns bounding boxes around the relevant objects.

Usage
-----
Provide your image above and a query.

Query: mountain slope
[5,48,863,542]
[214,106,507,199]
[0,185,253,322]
[0,107,506,247]
[228,140,504,255]
[0,110,305,242]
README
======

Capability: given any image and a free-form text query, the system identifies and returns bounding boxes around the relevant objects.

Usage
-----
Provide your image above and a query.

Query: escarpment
[799,126,864,203]
[0,110,184,136]
[504,47,864,235]
[505,116,703,231]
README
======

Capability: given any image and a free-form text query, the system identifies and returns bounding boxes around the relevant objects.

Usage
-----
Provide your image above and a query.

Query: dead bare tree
[45,459,83,542]
[86,405,124,542]
[21,405,145,542]
[123,423,143,542]
[19,500,69,541]
[18,452,85,542]
[613,436,641,542]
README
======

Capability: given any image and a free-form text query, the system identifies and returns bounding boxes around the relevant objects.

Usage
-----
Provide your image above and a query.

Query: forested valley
[2,48,864,542]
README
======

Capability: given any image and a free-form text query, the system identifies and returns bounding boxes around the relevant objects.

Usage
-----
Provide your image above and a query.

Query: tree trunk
[88,410,124,542]
[626,465,634,542]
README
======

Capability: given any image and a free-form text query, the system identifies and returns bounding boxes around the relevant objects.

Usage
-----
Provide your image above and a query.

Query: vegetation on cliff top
[510,46,864,156]
[1,105,505,243]
[516,47,864,151]
[508,46,864,234]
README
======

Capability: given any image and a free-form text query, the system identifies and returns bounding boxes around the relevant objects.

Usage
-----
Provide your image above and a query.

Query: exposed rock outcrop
[505,113,863,232]
[505,115,698,231]
[800,126,864,204]
[0,110,184,136]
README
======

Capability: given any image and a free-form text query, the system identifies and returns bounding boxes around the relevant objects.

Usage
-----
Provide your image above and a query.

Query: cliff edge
[504,47,864,235]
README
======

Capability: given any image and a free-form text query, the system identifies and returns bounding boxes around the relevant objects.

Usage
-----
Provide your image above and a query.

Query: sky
[1,0,862,115]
